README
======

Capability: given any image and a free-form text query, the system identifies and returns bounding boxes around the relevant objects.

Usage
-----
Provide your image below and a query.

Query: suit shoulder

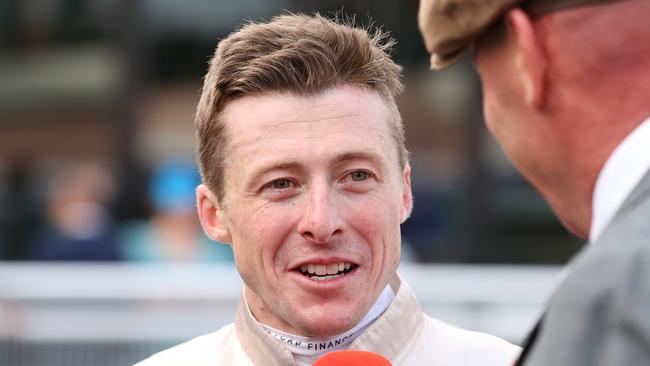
[133,324,236,366]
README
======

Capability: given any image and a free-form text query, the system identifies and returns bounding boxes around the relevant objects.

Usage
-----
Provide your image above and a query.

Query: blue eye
[271,179,293,189]
[350,171,370,181]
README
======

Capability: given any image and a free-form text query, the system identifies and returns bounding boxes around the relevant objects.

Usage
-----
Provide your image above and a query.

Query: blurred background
[0,0,584,365]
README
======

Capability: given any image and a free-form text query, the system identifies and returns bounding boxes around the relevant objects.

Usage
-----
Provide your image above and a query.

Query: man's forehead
[221,86,392,144]
[212,89,406,210]
[222,86,388,123]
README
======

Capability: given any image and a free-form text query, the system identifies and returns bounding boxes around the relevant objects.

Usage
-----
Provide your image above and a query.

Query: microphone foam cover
[312,350,392,366]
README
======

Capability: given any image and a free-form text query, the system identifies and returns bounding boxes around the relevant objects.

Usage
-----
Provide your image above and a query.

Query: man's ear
[196,184,232,244]
[400,164,413,223]
[505,8,547,108]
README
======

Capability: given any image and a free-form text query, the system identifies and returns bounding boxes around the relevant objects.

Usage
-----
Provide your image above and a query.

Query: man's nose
[298,183,342,244]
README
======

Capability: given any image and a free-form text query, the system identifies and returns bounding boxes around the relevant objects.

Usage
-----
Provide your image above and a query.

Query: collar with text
[233,273,424,366]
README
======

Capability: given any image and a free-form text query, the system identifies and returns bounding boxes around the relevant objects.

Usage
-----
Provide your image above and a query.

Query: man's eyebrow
[333,151,385,167]
[246,152,385,189]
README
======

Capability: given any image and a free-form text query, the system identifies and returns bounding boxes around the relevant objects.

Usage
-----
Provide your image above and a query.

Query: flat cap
[418,0,616,69]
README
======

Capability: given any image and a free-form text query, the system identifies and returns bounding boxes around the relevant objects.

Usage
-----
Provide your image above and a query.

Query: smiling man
[135,14,519,366]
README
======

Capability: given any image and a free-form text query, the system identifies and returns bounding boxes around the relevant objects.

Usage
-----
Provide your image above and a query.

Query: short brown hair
[195,13,406,202]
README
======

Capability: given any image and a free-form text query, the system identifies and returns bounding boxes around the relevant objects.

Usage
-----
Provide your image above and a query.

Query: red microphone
[312,350,392,366]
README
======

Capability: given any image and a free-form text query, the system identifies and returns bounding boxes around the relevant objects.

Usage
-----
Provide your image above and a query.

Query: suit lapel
[516,168,650,366]
[614,168,650,218]
[514,316,543,366]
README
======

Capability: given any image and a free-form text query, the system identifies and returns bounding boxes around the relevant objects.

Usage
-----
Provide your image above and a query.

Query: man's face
[203,85,412,337]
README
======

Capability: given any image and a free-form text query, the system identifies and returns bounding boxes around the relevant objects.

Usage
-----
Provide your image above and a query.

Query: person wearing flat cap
[419,0,650,365]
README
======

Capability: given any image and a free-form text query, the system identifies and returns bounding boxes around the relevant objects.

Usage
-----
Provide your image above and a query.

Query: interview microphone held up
[312,350,392,365]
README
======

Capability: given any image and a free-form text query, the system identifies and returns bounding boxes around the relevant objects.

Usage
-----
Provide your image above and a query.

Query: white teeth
[298,262,355,279]
[315,264,327,276]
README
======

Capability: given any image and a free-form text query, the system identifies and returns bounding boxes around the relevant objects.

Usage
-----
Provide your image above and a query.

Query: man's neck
[259,285,395,366]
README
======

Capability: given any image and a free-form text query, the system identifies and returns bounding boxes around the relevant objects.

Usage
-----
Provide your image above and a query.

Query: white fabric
[261,285,394,366]
[590,117,650,242]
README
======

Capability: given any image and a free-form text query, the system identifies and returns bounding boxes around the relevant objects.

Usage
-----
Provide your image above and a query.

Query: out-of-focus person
[419,0,650,365]
[120,159,232,262]
[28,162,121,261]
[135,13,520,366]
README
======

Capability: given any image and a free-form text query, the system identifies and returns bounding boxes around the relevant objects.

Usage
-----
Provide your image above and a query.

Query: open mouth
[297,262,357,281]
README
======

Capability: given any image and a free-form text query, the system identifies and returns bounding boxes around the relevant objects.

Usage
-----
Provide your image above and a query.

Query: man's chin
[562,219,590,239]
[551,204,591,239]
[291,311,361,337]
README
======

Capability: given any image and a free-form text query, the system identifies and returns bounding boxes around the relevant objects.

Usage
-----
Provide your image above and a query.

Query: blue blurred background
[0,1,583,365]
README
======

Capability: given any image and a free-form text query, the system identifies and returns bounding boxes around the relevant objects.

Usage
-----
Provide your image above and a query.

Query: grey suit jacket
[524,168,650,366]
